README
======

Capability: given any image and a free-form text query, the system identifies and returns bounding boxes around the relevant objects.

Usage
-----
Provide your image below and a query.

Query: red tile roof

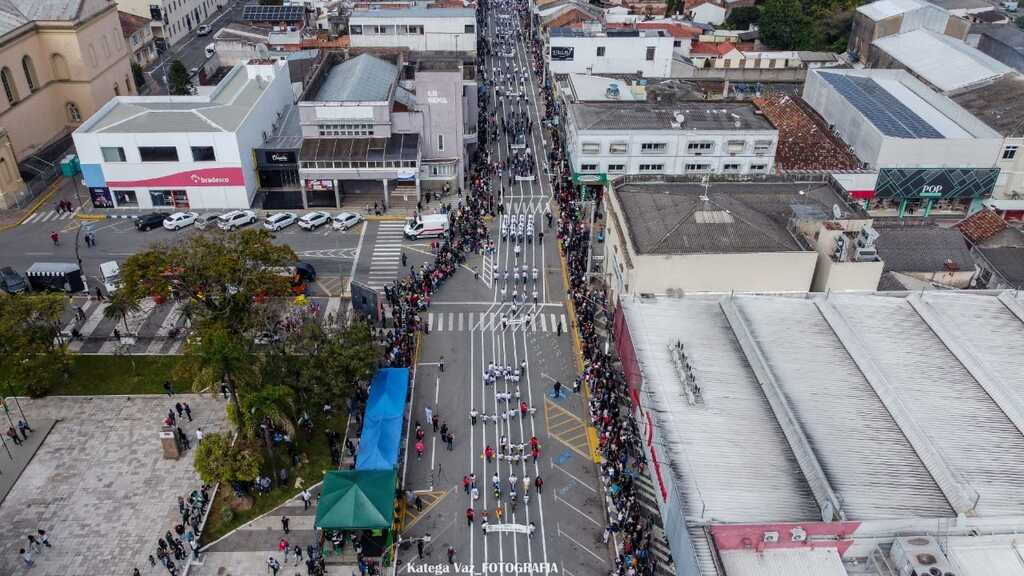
[118,11,150,39]
[957,208,1008,244]
[691,41,736,55]
[636,21,703,37]
[753,93,862,171]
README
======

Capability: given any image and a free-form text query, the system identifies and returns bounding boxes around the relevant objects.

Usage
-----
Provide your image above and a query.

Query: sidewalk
[0,176,77,231]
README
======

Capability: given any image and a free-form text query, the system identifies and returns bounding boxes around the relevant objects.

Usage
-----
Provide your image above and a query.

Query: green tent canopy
[315,470,396,530]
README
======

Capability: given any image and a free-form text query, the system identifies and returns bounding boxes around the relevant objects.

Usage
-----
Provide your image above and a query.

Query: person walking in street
[466,506,475,526]
[535,476,544,494]
[416,440,424,460]
[7,426,22,446]
[431,414,439,433]
[164,381,175,396]
[463,475,471,493]
[439,355,445,373]
[19,548,33,568]
[417,538,424,559]
[95,286,104,301]
[195,427,204,444]
[27,534,41,553]
[484,445,494,462]
[50,230,59,246]
[281,515,290,534]
[37,529,51,548]
[301,489,312,510]
[183,402,193,422]
[557,319,563,337]
[447,545,456,564]
[424,405,433,425]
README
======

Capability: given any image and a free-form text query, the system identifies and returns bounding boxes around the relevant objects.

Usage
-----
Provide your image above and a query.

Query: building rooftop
[872,29,1011,92]
[568,74,645,102]
[922,0,991,10]
[117,10,149,38]
[856,0,928,21]
[977,246,1024,286]
[753,93,860,171]
[974,22,1024,53]
[613,182,848,255]
[873,223,974,273]
[350,6,475,18]
[315,53,397,102]
[956,207,1009,244]
[812,69,999,140]
[0,0,111,37]
[951,74,1024,137]
[569,101,774,131]
[77,62,284,134]
[622,290,1024,542]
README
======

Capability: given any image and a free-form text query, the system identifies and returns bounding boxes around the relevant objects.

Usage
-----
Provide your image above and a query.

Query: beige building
[602,181,883,300]
[0,0,134,163]
[119,11,157,66]
[116,0,220,45]
[0,129,26,208]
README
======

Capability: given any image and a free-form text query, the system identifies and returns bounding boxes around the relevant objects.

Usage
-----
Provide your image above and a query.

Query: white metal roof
[947,535,1024,576]
[719,548,848,576]
[627,298,821,523]
[872,29,1012,92]
[857,0,927,20]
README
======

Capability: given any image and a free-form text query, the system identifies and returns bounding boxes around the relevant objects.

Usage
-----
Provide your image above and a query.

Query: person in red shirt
[466,507,475,526]
[415,441,424,460]
[484,445,494,462]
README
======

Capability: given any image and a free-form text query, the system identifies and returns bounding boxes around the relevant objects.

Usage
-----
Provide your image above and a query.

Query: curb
[76,213,108,221]
[0,178,64,231]
[364,215,407,222]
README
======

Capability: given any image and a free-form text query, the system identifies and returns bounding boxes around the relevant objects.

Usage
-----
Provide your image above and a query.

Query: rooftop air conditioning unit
[890,536,957,576]
[762,531,779,544]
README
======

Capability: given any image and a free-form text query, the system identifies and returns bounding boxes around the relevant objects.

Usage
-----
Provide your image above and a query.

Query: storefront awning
[299,134,419,164]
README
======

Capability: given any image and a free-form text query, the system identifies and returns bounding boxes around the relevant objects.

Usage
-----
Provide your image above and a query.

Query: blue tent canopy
[356,368,409,470]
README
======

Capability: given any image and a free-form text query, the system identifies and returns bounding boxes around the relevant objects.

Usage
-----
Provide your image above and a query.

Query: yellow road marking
[402,489,450,532]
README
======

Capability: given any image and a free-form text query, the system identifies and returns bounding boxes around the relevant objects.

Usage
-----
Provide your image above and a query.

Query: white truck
[100,260,121,294]
[404,214,450,239]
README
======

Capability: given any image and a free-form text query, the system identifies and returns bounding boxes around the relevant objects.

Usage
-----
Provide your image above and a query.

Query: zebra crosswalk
[22,209,79,225]
[365,222,405,290]
[427,310,566,333]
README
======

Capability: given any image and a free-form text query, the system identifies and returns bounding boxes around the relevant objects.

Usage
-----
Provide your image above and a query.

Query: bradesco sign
[105,167,245,188]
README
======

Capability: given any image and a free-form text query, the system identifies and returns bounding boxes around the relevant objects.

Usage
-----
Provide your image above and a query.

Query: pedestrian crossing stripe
[23,209,79,225]
[429,312,566,333]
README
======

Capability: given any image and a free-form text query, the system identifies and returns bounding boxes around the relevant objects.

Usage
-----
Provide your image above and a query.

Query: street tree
[167,59,194,96]
[194,432,263,485]
[0,293,68,397]
[759,0,818,49]
[287,318,379,412]
[726,5,761,30]
[103,289,142,334]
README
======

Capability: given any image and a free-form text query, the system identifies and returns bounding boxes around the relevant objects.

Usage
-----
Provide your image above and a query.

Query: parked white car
[217,210,257,230]
[264,212,298,232]
[331,212,362,231]
[163,211,198,230]
[298,211,331,231]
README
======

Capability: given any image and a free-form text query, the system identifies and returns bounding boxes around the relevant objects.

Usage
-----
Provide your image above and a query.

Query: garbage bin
[160,426,181,460]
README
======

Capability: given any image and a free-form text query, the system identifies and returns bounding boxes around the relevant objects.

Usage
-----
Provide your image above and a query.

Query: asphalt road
[393,5,610,576]
[144,0,249,93]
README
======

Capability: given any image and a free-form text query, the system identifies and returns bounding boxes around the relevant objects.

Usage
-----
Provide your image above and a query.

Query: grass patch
[201,412,345,544]
[14,355,187,396]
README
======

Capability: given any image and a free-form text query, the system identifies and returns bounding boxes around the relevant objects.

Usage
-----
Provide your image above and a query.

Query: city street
[393,2,610,575]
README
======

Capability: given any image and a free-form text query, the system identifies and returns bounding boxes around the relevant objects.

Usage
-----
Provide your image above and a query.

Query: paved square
[0,394,229,576]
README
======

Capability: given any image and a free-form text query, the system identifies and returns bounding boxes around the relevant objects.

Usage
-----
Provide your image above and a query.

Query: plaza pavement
[0,394,229,576]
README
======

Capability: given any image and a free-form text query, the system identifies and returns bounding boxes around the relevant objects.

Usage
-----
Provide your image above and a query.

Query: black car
[0,266,27,294]
[135,212,170,231]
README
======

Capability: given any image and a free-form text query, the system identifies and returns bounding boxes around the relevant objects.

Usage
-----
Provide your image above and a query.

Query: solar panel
[820,73,944,139]
[242,4,305,22]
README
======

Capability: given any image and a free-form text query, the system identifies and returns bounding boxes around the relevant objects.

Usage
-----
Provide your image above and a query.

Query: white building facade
[565,103,778,177]
[73,61,293,210]
[548,29,675,77]
[116,0,220,45]
[348,7,477,53]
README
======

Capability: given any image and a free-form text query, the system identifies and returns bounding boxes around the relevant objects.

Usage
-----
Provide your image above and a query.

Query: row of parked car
[135,210,364,233]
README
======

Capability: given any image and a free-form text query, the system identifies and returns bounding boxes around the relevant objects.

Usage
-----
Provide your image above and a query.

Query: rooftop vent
[606,83,621,100]
[671,111,685,128]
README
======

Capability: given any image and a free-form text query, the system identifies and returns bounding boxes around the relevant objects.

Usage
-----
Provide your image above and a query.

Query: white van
[100,261,121,294]
[404,214,449,239]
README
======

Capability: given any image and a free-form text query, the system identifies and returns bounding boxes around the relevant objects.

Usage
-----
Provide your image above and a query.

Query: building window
[125,75,132,93]
[316,123,373,137]
[723,162,741,172]
[1,67,18,104]
[139,146,179,162]
[640,142,667,154]
[597,46,606,57]
[114,190,138,207]
[191,146,216,161]
[371,25,389,34]
[580,163,599,172]
[1003,145,1018,160]
[400,25,424,34]
[51,54,70,80]
[88,45,98,67]
[726,140,745,154]
[350,25,362,34]
[750,163,767,172]
[753,140,773,155]
[581,142,601,154]
[609,142,628,154]
[21,56,38,92]
[437,134,445,152]
[101,146,126,162]
[638,163,663,173]
[150,190,173,206]
[607,163,625,173]
[429,164,454,177]
[687,141,713,153]
[646,46,656,61]
[66,102,82,122]
[685,163,711,173]
[465,24,475,33]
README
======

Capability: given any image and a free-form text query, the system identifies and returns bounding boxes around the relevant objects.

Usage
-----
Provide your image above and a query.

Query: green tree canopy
[194,432,263,485]
[167,59,194,96]
[0,293,68,397]
[759,0,819,49]
[726,5,761,30]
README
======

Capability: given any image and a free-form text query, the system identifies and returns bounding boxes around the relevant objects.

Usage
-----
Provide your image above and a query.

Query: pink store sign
[106,167,245,188]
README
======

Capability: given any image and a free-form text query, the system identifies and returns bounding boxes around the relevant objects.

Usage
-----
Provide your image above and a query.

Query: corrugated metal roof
[719,548,848,576]
[733,296,954,519]
[315,53,397,102]
[626,298,821,523]
[872,29,1012,92]
[829,293,1024,516]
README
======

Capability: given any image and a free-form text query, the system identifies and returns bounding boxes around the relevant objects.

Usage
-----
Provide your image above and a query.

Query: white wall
[610,251,818,295]
[349,15,477,52]
[568,129,779,176]
[549,34,674,77]
[994,137,1024,200]
[233,64,295,205]
[689,3,726,25]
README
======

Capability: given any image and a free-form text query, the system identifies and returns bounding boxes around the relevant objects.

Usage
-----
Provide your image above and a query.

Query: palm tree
[243,385,298,488]
[103,290,142,335]
[186,323,253,432]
